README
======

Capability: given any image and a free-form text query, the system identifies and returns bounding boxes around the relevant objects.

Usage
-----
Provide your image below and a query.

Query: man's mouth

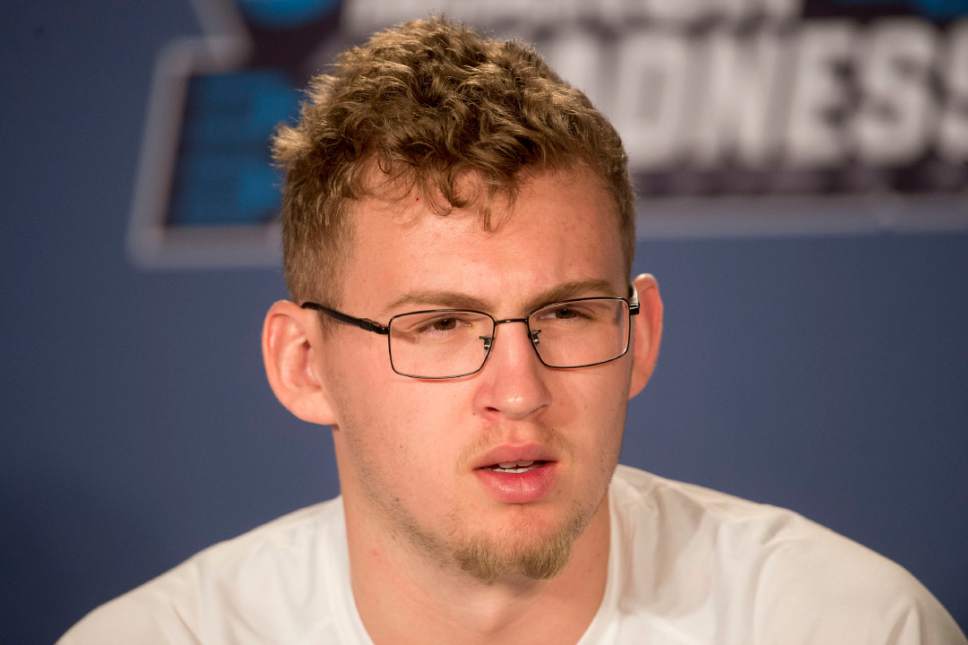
[473,443,556,471]
[475,456,557,503]
[487,460,550,474]
[471,444,559,502]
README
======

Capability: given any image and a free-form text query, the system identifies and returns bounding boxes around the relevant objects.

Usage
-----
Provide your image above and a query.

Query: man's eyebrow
[384,279,621,315]
[522,279,621,312]
[384,291,492,313]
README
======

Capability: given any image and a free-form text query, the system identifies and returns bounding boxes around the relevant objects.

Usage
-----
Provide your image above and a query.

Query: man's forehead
[337,166,627,312]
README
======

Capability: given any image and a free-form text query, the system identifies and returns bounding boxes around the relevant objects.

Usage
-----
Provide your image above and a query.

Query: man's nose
[472,320,551,421]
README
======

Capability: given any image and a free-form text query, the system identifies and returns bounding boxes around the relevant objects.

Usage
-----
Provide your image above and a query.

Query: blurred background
[3,1,966,643]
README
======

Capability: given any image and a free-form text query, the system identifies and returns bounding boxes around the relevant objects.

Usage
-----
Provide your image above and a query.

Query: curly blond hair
[273,17,634,303]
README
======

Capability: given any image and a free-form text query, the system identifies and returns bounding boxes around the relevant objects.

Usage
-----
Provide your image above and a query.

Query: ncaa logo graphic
[128,0,342,268]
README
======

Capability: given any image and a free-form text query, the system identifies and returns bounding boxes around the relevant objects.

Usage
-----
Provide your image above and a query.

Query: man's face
[318,166,638,581]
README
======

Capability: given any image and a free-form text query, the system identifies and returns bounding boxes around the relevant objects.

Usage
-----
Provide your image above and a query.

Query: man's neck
[344,501,611,645]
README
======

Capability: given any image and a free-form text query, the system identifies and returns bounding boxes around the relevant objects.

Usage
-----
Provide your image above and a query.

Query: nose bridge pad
[478,318,540,358]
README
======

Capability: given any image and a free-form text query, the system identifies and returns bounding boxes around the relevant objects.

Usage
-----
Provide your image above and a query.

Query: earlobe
[627,273,664,400]
[262,300,338,426]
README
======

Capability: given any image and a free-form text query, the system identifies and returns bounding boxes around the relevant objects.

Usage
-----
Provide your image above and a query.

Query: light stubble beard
[448,499,593,583]
[373,485,598,584]
[361,436,614,585]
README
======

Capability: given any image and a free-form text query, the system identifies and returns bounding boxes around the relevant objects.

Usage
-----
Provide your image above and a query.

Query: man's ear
[262,300,337,426]
[628,273,664,400]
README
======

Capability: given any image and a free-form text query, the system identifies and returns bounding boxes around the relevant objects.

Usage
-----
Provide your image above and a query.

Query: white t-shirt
[60,465,966,644]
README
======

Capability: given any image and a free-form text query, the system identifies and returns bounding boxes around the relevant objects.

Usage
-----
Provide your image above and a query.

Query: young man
[62,17,964,645]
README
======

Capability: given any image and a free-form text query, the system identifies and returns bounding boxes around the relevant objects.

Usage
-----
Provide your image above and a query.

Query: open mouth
[474,453,557,502]
[485,460,550,474]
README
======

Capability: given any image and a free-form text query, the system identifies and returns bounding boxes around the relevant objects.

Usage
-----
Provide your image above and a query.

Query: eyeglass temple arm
[300,302,390,335]
[628,284,640,315]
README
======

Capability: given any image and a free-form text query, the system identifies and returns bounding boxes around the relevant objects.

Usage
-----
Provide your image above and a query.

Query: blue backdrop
[2,3,966,644]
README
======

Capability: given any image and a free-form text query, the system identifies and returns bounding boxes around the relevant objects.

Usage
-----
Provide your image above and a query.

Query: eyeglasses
[300,288,640,380]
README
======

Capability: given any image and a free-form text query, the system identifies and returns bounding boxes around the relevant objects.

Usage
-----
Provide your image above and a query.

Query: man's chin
[450,507,589,584]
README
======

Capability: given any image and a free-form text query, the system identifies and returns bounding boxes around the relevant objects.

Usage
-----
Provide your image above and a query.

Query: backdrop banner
[129,0,968,266]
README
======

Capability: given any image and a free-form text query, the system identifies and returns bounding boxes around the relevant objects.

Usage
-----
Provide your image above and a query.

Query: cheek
[554,366,630,460]
[558,360,631,421]
[335,374,470,493]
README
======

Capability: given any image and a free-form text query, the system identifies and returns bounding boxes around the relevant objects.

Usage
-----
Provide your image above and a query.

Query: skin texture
[262,166,663,644]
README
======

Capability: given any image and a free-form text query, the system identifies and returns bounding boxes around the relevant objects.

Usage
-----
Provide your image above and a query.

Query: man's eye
[430,318,458,331]
[535,304,602,324]
[541,306,588,321]
[415,317,463,334]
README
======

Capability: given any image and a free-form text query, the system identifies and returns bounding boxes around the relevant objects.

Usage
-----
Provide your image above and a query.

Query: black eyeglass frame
[300,286,640,380]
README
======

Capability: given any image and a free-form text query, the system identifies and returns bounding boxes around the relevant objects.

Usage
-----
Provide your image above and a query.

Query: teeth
[497,460,535,469]
[492,460,538,473]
